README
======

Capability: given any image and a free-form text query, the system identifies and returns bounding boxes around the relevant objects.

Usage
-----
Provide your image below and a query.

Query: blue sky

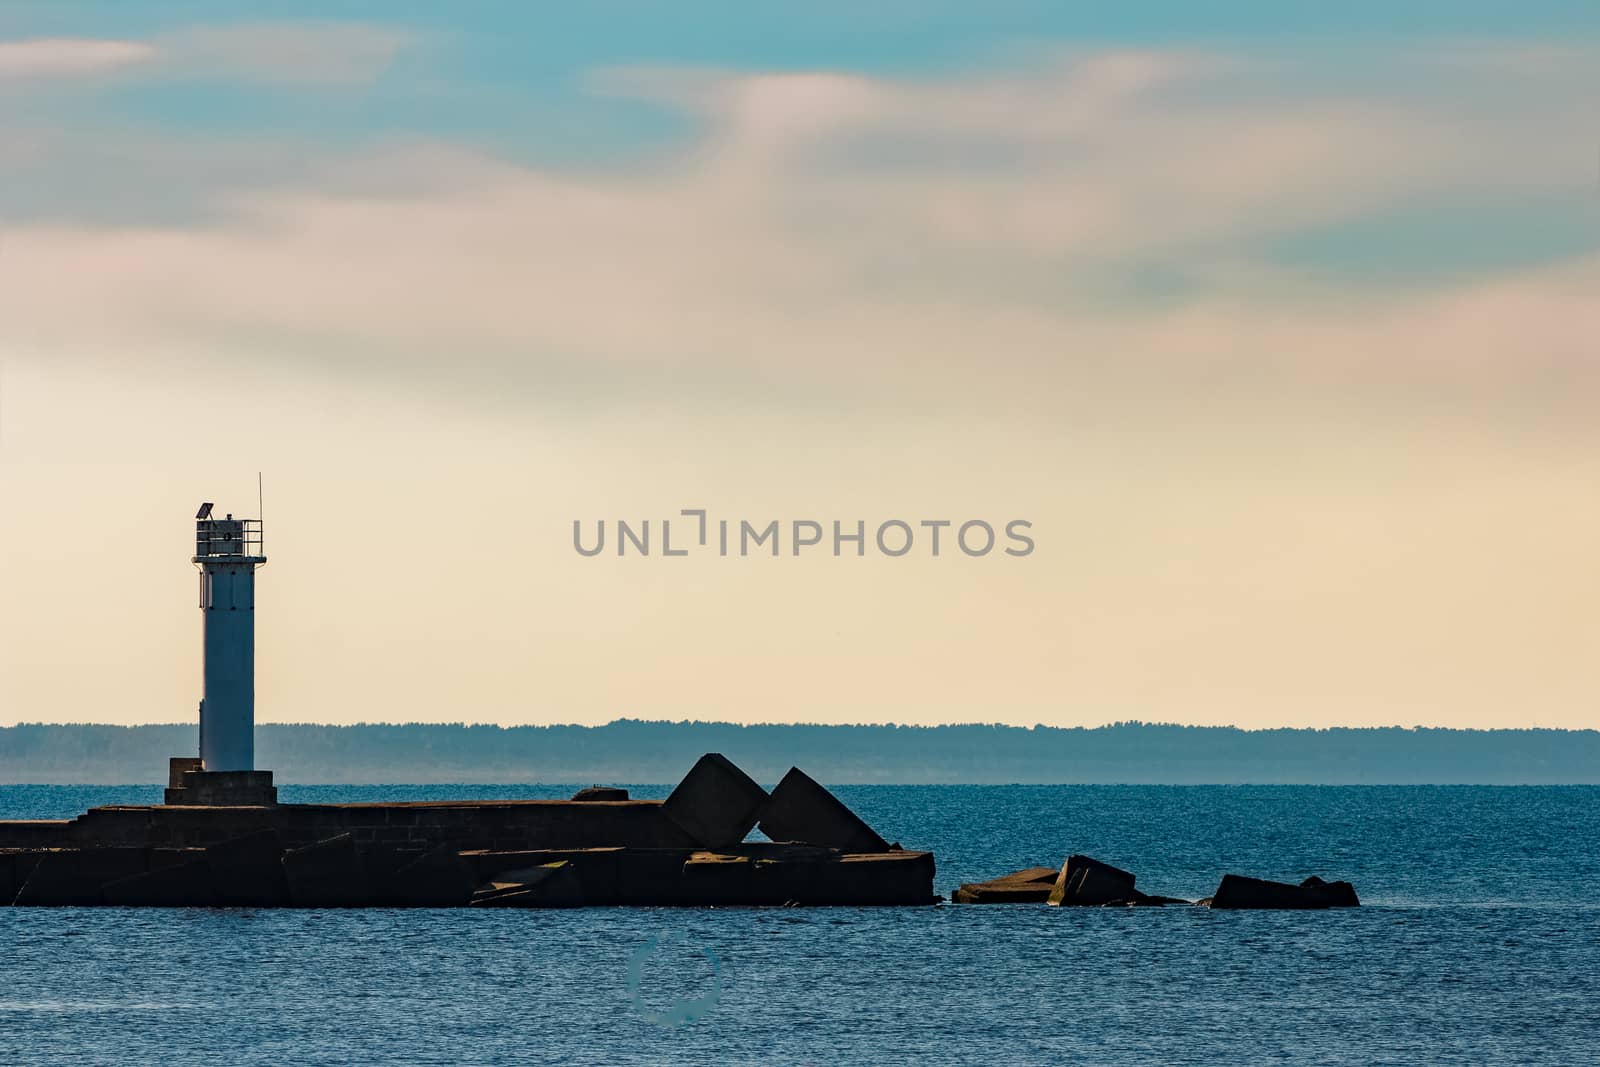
[8,2,1600,154]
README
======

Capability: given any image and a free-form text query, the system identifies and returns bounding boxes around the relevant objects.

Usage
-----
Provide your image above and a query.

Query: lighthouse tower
[193,502,266,770]
[164,502,276,806]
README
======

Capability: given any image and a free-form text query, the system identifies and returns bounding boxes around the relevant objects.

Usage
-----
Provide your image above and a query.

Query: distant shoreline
[3,720,1596,786]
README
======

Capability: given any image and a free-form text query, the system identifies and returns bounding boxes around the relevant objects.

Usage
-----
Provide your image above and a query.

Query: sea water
[1,785,1596,1065]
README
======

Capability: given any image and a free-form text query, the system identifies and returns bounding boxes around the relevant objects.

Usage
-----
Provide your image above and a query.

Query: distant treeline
[1,721,1597,784]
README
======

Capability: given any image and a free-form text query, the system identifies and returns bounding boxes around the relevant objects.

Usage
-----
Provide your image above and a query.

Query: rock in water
[1206,873,1360,909]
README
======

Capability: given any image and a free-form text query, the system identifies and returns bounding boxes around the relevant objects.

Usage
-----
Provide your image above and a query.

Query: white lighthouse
[193,502,266,772]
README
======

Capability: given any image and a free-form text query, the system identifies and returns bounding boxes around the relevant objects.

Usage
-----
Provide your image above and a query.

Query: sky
[1,3,1597,730]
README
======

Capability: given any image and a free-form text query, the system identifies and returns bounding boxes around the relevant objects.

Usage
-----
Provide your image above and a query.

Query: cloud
[3,42,1597,417]
[0,38,155,79]
[0,22,410,88]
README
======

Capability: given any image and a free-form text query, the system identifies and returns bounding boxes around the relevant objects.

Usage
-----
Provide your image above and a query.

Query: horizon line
[4,719,1594,735]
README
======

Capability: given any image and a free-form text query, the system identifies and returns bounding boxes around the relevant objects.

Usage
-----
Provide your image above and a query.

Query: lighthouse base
[164,764,278,807]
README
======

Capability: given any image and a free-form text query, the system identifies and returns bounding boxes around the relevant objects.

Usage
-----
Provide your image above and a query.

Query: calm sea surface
[2,784,1597,1065]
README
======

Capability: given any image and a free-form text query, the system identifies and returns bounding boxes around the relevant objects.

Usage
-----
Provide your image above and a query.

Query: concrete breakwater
[0,754,937,908]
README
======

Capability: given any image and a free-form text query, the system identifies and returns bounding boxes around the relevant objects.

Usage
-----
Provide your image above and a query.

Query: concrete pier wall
[0,800,698,854]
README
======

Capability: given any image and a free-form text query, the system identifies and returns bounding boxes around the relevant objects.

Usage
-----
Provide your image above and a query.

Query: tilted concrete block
[472,860,586,908]
[757,767,889,853]
[661,753,769,850]
[1047,854,1138,906]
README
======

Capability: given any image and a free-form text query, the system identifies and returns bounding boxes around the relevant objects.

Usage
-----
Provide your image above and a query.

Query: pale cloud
[3,44,1597,414]
[0,38,155,79]
[0,22,408,88]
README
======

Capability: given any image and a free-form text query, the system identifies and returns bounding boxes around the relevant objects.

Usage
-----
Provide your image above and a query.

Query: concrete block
[661,754,769,850]
[1298,875,1361,907]
[547,848,627,904]
[748,850,936,906]
[952,866,1059,904]
[14,848,150,906]
[169,757,204,789]
[1047,854,1139,906]
[757,767,889,853]
[104,859,218,907]
[0,850,45,905]
[952,883,1053,904]
[463,847,640,904]
[166,770,278,807]
[472,860,585,908]
[612,849,697,905]
[1207,873,1359,909]
[383,845,476,907]
[0,821,72,850]
[680,852,757,905]
[802,851,937,906]
[283,834,374,907]
[207,829,291,906]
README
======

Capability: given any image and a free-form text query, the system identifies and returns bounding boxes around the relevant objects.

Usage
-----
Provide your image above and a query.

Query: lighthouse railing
[194,517,265,560]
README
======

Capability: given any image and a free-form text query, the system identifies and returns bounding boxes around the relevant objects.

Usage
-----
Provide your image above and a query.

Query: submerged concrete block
[952,866,1060,904]
[1048,855,1138,906]
[757,768,890,854]
[207,829,291,906]
[14,847,150,906]
[661,753,769,850]
[1207,873,1360,909]
[283,834,374,907]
